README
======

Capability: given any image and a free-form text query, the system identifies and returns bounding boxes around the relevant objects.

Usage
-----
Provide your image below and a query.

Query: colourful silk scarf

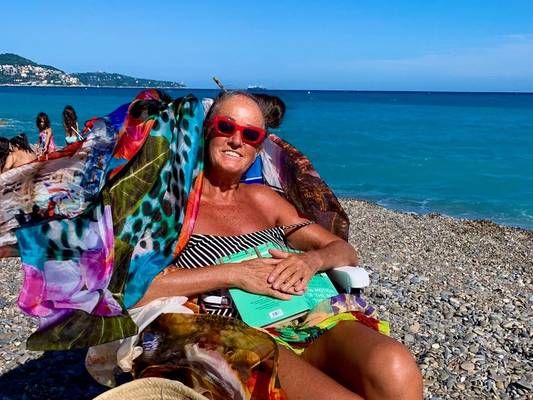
[134,313,288,400]
[8,90,205,350]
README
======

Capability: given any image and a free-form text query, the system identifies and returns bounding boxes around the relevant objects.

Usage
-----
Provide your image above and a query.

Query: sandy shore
[0,198,532,399]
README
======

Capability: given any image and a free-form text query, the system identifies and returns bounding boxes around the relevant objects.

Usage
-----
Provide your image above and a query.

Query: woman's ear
[255,144,264,158]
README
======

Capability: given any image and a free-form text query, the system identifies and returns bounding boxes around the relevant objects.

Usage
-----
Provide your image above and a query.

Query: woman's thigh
[300,321,423,400]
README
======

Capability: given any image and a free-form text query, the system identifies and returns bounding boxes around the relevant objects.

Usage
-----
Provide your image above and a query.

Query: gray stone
[515,379,533,391]
[404,334,415,343]
[469,345,479,354]
[460,362,476,372]
[409,322,420,333]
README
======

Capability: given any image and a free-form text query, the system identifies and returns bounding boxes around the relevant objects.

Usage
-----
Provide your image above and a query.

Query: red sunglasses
[209,115,267,145]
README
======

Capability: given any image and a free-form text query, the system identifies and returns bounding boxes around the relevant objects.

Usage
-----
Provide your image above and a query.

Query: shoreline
[1,85,533,94]
[0,84,188,90]
[0,198,531,399]
[346,199,533,233]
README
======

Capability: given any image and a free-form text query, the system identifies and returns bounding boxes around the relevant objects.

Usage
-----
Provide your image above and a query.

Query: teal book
[215,242,338,327]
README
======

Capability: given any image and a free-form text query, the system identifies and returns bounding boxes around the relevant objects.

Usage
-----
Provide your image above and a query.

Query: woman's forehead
[215,96,264,124]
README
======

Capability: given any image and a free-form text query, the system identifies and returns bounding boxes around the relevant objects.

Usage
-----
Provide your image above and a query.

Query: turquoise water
[1,87,532,230]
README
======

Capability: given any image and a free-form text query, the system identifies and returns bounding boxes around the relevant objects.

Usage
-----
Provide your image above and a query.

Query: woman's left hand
[267,249,319,293]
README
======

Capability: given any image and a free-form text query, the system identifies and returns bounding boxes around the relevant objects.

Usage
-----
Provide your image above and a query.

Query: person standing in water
[36,112,56,155]
[62,105,82,145]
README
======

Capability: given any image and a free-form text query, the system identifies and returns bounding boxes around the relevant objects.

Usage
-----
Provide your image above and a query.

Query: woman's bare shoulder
[244,183,302,220]
[245,183,284,202]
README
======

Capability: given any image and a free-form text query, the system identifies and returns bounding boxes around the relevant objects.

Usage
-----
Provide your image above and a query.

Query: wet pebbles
[0,198,531,399]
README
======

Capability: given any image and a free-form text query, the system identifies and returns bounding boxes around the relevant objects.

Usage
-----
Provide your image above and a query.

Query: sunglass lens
[242,128,262,143]
[217,120,235,135]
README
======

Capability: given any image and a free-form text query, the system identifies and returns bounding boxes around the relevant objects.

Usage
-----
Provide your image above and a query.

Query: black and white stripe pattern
[175,222,314,318]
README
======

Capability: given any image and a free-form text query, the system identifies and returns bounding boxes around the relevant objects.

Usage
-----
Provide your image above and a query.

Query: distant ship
[247,85,268,91]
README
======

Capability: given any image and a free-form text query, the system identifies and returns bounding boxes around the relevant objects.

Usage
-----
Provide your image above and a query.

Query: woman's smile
[222,149,243,158]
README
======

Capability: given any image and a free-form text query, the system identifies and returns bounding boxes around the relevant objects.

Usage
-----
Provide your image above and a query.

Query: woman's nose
[228,130,243,146]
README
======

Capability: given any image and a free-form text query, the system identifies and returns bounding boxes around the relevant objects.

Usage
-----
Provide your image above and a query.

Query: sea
[0,86,532,231]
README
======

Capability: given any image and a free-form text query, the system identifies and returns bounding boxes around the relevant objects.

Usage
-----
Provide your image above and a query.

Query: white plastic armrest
[327,266,370,292]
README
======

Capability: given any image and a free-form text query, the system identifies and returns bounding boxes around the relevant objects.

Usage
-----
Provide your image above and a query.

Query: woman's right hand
[230,258,302,300]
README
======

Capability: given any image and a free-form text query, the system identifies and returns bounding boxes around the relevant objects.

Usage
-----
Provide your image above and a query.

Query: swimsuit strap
[279,221,315,230]
[71,126,83,139]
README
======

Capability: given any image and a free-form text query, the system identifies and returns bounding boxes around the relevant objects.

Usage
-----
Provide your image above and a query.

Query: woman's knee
[366,339,423,393]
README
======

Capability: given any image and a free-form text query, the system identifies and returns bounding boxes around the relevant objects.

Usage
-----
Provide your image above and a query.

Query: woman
[62,105,82,145]
[36,112,56,155]
[2,133,37,173]
[134,91,423,400]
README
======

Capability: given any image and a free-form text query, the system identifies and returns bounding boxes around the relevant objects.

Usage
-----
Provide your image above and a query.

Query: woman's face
[206,95,265,177]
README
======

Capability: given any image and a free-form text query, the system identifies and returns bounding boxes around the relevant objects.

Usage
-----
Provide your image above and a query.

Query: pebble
[515,379,533,391]
[404,333,415,343]
[460,362,476,372]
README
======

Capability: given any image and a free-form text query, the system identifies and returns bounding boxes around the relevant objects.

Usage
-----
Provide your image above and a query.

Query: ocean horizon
[1,86,532,231]
[1,84,532,94]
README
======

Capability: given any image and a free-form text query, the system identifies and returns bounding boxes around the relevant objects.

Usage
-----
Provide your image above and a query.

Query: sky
[1,1,533,91]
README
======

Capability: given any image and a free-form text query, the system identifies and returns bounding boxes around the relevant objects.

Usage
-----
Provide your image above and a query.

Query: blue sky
[1,1,532,91]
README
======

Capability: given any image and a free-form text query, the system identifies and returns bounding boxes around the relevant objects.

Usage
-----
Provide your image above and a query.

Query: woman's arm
[44,128,53,152]
[134,257,294,308]
[2,153,14,173]
[258,188,358,292]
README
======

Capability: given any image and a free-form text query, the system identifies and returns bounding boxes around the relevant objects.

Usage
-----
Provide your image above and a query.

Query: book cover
[216,242,338,327]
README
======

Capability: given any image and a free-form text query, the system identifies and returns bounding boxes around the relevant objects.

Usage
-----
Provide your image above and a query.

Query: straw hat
[93,377,211,400]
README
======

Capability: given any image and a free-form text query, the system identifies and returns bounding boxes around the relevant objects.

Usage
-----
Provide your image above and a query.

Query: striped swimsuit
[175,222,314,318]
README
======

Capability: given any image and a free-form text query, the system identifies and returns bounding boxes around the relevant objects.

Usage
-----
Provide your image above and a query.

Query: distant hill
[0,53,78,86]
[0,53,186,88]
[0,53,60,71]
[71,72,185,88]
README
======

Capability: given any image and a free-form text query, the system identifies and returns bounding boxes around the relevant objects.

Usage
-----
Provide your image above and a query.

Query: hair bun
[252,94,286,129]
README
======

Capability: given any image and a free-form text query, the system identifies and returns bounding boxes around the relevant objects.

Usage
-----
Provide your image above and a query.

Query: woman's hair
[0,137,10,171]
[36,112,51,131]
[10,133,34,153]
[62,105,78,131]
[251,93,286,129]
[205,90,286,130]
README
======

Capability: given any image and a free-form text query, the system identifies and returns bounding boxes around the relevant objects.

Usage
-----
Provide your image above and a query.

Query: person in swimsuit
[134,91,423,400]
[36,112,56,155]
[2,133,37,173]
[62,105,82,145]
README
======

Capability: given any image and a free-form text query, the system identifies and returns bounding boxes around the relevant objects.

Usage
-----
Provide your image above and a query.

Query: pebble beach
[0,199,531,400]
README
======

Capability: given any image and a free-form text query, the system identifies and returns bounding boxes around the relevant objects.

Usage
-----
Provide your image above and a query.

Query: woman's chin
[216,158,250,174]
